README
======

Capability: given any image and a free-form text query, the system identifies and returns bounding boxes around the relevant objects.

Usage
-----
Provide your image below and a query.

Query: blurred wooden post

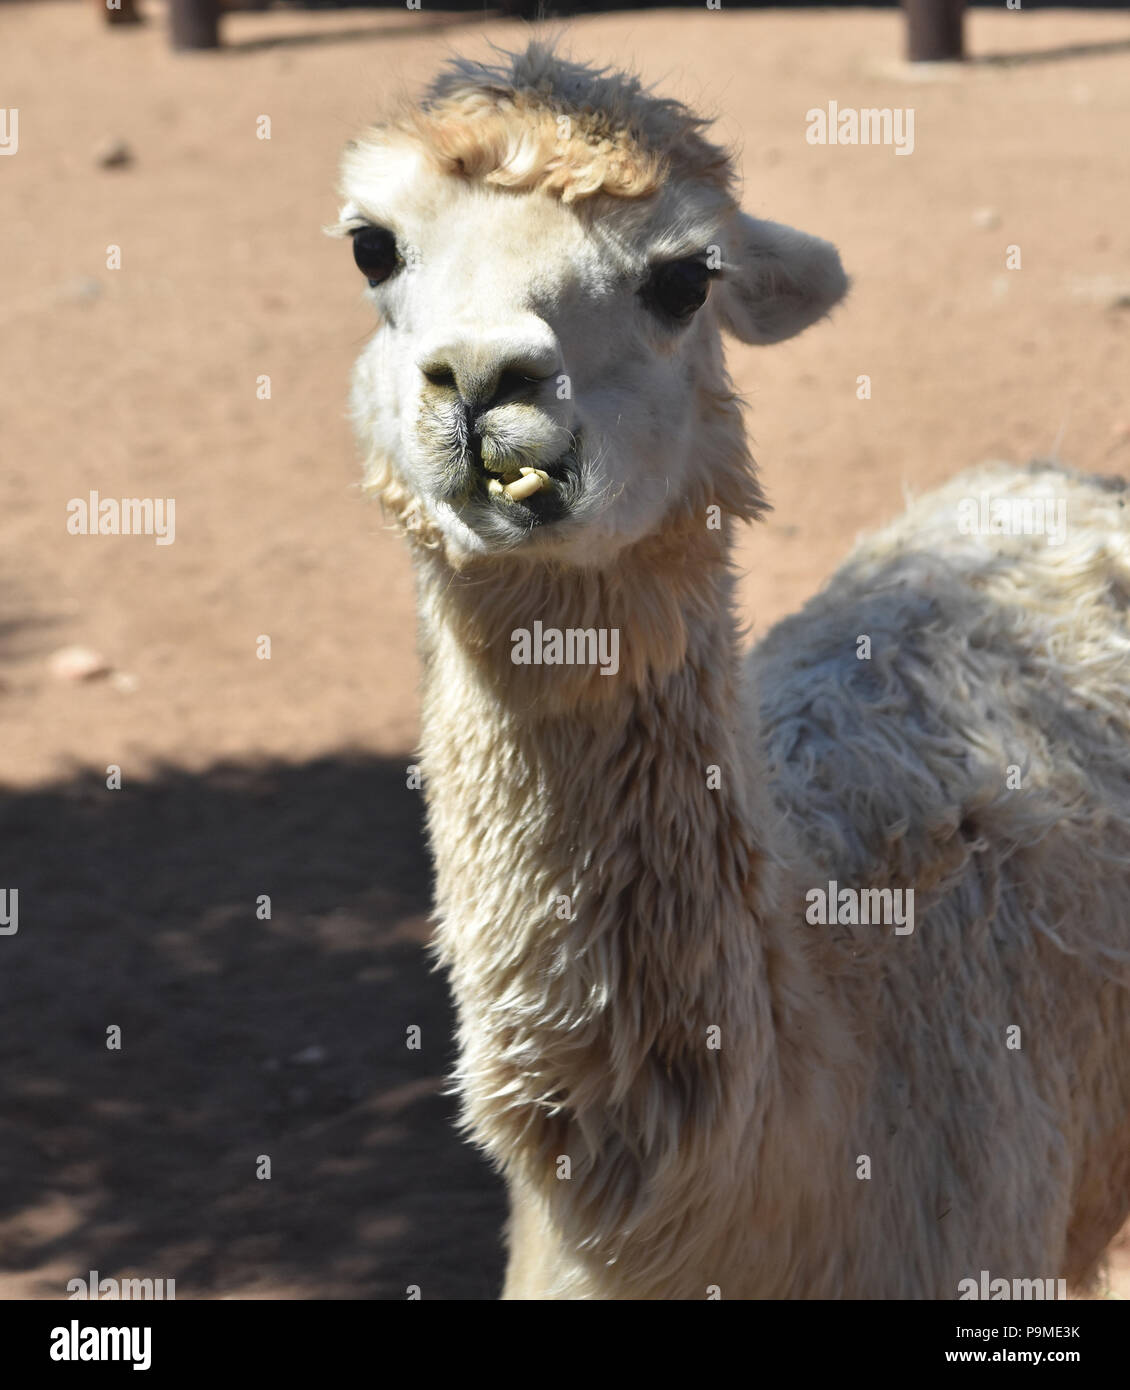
[102,0,143,24]
[169,0,220,50]
[903,0,965,62]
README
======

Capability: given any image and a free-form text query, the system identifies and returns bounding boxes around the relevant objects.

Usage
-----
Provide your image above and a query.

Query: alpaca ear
[714,213,848,345]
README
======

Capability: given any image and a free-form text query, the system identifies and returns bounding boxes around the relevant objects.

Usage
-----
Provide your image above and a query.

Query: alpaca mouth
[463,435,582,534]
[485,466,554,504]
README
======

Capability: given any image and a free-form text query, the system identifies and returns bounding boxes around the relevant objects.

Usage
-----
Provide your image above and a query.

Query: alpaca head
[333,44,847,568]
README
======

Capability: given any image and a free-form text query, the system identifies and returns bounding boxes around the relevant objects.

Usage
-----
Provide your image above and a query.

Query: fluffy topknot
[387,42,736,204]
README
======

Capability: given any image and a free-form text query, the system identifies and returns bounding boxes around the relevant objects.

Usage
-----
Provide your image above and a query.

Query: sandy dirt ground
[1,2,1128,1299]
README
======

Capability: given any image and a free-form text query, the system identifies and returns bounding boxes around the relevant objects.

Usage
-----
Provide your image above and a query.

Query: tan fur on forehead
[383,42,736,205]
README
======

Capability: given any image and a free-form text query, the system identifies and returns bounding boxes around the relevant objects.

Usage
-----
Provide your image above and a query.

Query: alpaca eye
[645,258,712,321]
[351,225,400,286]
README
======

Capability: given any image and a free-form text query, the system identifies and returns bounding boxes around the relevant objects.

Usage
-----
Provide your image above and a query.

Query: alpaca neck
[414,513,819,1291]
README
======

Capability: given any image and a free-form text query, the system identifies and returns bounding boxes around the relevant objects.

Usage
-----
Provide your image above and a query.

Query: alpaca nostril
[421,364,458,391]
[488,368,546,411]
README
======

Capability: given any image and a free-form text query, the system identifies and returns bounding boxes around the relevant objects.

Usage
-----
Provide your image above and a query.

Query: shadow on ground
[0,757,506,1299]
[225,12,490,54]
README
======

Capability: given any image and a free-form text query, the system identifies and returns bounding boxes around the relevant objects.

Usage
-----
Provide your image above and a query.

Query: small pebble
[94,137,133,170]
[48,645,110,682]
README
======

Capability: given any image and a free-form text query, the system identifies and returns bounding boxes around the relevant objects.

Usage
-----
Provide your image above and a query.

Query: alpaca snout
[416,372,579,520]
[414,322,574,511]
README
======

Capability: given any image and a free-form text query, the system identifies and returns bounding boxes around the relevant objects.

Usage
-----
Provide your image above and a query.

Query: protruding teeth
[487,478,505,496]
[503,472,546,501]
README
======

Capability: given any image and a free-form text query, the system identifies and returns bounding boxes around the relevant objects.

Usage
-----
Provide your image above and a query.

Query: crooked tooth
[519,467,552,482]
[503,472,545,501]
[487,478,505,497]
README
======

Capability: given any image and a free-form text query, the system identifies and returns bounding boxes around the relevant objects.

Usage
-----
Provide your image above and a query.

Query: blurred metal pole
[103,0,143,25]
[903,0,965,62]
[170,0,220,50]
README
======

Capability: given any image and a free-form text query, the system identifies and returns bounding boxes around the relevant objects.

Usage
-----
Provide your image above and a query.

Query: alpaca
[331,44,1130,1299]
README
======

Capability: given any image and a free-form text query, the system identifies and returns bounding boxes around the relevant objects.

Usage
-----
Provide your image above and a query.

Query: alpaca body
[333,44,1130,1298]
[750,460,1130,1299]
